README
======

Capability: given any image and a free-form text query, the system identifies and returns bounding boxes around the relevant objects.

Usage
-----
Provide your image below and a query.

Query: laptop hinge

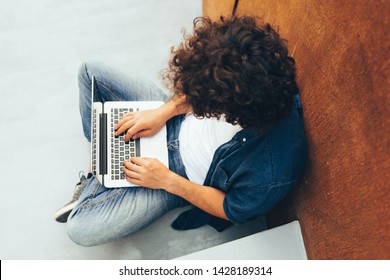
[99,113,108,176]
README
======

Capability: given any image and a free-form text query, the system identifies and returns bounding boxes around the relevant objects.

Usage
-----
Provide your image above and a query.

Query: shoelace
[71,171,89,200]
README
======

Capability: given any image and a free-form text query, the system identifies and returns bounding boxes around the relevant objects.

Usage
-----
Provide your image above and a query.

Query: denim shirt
[171,95,307,231]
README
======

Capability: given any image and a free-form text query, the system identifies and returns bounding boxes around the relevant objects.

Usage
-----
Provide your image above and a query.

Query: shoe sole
[54,201,78,223]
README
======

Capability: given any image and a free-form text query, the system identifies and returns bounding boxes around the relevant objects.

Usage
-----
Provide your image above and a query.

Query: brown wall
[203,0,390,259]
[203,0,237,19]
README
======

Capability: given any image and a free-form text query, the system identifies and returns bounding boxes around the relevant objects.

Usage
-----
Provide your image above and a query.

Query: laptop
[90,76,168,188]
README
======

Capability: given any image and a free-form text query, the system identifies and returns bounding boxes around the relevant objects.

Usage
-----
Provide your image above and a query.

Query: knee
[67,209,146,247]
[67,215,99,247]
[66,208,136,247]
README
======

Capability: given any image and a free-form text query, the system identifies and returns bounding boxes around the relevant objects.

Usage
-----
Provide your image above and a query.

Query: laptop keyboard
[110,108,141,180]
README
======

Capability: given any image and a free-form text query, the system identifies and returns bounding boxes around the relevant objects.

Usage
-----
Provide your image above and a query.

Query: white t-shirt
[178,114,242,184]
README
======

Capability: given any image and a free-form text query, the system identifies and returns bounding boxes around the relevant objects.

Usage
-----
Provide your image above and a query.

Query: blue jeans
[67,61,188,246]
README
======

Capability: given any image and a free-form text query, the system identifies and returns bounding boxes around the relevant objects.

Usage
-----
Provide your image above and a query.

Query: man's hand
[123,157,175,190]
[123,157,229,221]
[115,109,166,142]
[114,97,192,142]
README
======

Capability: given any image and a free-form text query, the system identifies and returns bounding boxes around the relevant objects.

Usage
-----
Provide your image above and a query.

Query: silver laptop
[90,76,168,188]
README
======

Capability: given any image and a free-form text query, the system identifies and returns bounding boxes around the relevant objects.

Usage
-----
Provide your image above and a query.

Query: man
[55,16,307,246]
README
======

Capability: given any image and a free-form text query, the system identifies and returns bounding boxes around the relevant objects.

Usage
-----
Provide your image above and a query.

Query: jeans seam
[84,62,124,102]
[98,80,125,101]
[82,188,126,210]
[83,62,92,84]
[89,181,101,198]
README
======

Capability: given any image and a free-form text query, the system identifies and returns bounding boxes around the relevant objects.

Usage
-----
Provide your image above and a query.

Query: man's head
[165,16,299,128]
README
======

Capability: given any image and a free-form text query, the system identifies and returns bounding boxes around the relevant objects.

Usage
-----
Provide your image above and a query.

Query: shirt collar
[233,129,261,143]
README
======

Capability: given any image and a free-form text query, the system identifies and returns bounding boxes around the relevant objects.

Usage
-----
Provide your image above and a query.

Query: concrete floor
[0,0,266,259]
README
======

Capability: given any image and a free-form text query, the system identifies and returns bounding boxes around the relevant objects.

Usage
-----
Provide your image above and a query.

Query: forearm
[164,172,229,220]
[161,97,227,220]
[158,95,192,121]
[123,157,228,220]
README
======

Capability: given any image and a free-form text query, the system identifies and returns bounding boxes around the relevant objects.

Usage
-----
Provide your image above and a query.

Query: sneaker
[54,171,92,223]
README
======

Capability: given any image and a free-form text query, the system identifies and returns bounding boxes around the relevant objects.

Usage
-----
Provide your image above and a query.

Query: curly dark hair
[164,16,299,128]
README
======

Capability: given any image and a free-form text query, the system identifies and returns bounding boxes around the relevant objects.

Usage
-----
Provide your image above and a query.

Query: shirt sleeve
[223,182,292,224]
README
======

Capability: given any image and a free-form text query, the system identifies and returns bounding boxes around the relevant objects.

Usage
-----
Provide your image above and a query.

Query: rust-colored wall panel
[204,0,390,259]
[203,0,237,20]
